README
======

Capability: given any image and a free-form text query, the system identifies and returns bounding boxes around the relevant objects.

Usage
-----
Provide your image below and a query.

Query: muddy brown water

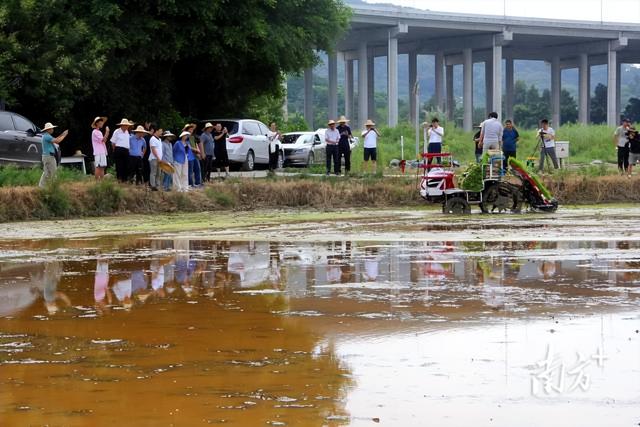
[0,223,639,425]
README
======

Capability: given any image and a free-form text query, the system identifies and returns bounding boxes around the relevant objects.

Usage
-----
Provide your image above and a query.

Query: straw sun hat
[117,118,134,126]
[337,116,350,123]
[179,131,191,138]
[133,125,149,134]
[42,122,57,132]
[327,120,336,126]
[365,119,376,127]
[91,116,107,127]
[203,122,214,130]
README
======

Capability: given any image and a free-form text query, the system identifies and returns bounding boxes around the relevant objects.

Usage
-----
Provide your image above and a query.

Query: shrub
[38,179,72,218]
[205,188,236,208]
[86,179,124,214]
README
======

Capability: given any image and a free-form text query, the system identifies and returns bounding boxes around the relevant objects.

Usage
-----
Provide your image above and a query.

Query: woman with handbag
[38,122,69,188]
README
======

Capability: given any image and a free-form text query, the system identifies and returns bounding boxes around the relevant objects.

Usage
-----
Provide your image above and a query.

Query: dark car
[0,111,42,166]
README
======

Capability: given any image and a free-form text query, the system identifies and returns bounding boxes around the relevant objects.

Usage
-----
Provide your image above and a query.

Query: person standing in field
[161,131,175,191]
[91,116,110,180]
[183,123,202,187]
[38,122,69,188]
[268,122,282,171]
[337,116,352,175]
[110,119,133,182]
[479,112,503,154]
[324,120,340,176]
[361,119,380,174]
[129,125,148,185]
[537,119,559,171]
[426,118,444,164]
[613,117,631,175]
[213,123,230,179]
[502,119,519,169]
[200,122,215,182]
[173,131,191,192]
[627,127,640,177]
[148,127,164,191]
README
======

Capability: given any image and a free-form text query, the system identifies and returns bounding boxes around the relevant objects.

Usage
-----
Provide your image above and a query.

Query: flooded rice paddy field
[0,208,639,426]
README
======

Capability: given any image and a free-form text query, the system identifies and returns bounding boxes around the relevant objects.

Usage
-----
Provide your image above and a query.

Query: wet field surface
[1,209,639,426]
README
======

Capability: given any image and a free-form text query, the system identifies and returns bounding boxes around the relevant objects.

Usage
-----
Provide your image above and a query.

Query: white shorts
[94,153,107,168]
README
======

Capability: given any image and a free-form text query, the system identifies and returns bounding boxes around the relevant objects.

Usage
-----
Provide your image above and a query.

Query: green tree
[590,83,607,124]
[623,97,640,123]
[560,89,578,125]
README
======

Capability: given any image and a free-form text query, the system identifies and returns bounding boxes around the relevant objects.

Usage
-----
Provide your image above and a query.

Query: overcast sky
[364,0,640,23]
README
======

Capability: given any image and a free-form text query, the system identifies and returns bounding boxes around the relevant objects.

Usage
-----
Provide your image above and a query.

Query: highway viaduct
[298,2,640,130]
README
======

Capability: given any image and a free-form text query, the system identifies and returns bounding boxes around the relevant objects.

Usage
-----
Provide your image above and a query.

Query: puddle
[0,215,639,425]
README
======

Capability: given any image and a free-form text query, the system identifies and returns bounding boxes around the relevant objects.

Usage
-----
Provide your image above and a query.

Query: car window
[304,135,314,144]
[314,134,321,144]
[258,123,269,136]
[282,134,299,144]
[0,113,14,131]
[243,121,261,136]
[12,114,35,132]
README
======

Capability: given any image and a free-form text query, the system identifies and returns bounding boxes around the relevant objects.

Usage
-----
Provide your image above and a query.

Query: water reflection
[0,238,639,425]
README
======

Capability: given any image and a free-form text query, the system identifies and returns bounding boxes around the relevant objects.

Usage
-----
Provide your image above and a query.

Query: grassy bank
[1,174,639,223]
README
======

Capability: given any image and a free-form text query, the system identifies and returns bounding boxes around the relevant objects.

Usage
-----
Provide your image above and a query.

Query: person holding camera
[537,119,559,172]
[213,123,230,179]
[361,119,380,174]
[426,118,444,164]
[613,117,631,175]
[627,126,640,177]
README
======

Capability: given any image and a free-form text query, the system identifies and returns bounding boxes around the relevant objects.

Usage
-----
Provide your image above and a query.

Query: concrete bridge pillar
[492,38,503,117]
[368,54,375,123]
[578,53,589,124]
[345,58,354,121]
[485,60,493,116]
[409,51,418,124]
[551,56,561,127]
[328,52,338,121]
[607,44,618,126]
[435,52,445,113]
[358,41,369,129]
[463,48,473,132]
[446,64,454,122]
[304,68,314,128]
[388,34,399,127]
[505,57,514,121]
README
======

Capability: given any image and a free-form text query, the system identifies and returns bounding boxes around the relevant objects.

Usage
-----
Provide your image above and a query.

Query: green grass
[0,164,88,187]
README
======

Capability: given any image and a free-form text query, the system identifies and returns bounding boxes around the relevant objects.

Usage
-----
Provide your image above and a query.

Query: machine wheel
[480,182,523,213]
[241,150,255,171]
[443,196,471,215]
[306,152,315,167]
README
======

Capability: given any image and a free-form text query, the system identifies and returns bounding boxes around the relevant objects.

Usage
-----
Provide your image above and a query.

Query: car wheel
[306,152,315,167]
[242,150,255,171]
[277,151,284,169]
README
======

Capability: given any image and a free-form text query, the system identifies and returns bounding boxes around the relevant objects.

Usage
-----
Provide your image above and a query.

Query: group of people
[95,118,232,192]
[324,115,381,176]
[426,112,560,172]
[613,117,640,177]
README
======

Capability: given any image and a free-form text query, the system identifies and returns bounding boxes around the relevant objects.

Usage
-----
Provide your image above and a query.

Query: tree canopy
[0,0,350,132]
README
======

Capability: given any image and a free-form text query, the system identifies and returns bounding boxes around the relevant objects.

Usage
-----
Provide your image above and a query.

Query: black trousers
[203,155,214,181]
[269,146,280,170]
[114,147,129,182]
[339,142,351,174]
[326,144,339,175]
[128,156,143,184]
[503,150,516,170]
[618,146,630,171]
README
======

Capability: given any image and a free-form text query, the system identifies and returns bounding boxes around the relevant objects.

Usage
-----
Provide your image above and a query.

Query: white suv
[206,119,283,171]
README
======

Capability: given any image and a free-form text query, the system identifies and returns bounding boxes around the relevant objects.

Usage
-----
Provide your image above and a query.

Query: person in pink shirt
[91,116,110,180]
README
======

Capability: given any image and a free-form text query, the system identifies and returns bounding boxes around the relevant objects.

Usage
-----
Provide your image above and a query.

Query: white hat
[365,119,376,127]
[327,119,336,126]
[117,118,134,126]
[203,122,214,130]
[337,115,350,123]
[162,130,175,138]
[91,116,107,127]
[42,122,57,131]
[179,131,191,138]
[133,125,149,134]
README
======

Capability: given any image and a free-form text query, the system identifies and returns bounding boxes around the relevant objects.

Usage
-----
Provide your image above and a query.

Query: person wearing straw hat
[110,118,133,182]
[128,125,148,185]
[38,122,69,188]
[91,117,110,180]
[337,116,352,175]
[148,127,164,191]
[173,131,192,192]
[361,119,380,174]
[200,122,215,182]
[324,120,340,176]
[182,123,202,188]
[161,131,176,191]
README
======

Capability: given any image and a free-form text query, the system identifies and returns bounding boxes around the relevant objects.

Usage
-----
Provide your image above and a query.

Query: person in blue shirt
[38,122,69,188]
[128,125,148,185]
[172,131,191,192]
[502,119,520,169]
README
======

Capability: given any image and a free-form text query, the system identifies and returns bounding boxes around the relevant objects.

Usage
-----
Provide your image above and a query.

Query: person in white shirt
[426,118,444,164]
[324,120,341,176]
[110,118,133,182]
[537,119,559,171]
[148,127,164,191]
[361,119,380,174]
[479,112,503,153]
[613,117,631,174]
